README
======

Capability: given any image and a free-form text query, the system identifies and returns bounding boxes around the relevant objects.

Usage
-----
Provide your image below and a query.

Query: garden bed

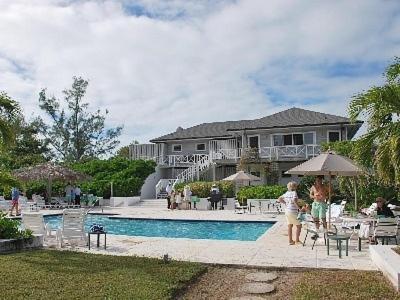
[0,235,43,253]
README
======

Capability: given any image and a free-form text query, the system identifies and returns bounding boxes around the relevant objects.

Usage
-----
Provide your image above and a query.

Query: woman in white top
[278,181,302,245]
[183,185,192,210]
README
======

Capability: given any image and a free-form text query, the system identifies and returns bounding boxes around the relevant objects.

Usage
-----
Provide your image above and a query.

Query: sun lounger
[57,209,87,247]
[21,212,51,241]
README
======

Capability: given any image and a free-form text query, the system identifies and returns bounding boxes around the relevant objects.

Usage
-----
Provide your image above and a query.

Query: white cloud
[0,0,398,146]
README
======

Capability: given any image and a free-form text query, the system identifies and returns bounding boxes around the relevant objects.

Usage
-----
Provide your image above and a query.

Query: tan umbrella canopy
[286,151,364,227]
[222,171,261,182]
[12,162,90,199]
[223,171,261,196]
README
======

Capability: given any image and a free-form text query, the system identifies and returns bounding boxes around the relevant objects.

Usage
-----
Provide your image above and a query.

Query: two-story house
[130,108,362,199]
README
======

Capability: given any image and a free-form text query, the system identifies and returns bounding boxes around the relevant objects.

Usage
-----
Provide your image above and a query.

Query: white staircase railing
[173,155,211,187]
[155,178,175,198]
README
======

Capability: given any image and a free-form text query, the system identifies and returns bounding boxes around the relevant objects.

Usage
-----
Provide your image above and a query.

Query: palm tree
[348,57,400,187]
[0,92,21,147]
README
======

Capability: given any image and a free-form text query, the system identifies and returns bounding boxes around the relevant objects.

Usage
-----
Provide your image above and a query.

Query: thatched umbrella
[12,162,90,200]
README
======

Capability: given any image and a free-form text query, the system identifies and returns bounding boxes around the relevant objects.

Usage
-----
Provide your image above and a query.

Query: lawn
[0,250,206,300]
[292,270,400,300]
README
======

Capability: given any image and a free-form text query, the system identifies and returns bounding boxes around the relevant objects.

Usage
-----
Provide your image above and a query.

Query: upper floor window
[327,131,341,142]
[172,144,182,152]
[196,143,206,151]
[272,132,315,146]
[248,135,260,149]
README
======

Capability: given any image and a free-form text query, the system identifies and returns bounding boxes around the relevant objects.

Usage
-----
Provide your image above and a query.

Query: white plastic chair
[234,200,247,214]
[57,209,87,247]
[21,212,51,241]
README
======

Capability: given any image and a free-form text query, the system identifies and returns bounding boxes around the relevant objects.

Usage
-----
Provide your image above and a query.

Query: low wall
[370,245,400,291]
[0,235,43,253]
[196,198,235,210]
[110,197,140,207]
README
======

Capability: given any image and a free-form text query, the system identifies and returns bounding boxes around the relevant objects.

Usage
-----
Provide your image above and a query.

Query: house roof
[150,107,363,142]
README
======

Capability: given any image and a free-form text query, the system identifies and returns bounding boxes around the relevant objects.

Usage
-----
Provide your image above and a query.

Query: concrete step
[133,199,166,208]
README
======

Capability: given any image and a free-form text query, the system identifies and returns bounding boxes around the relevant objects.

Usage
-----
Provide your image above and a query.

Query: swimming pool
[45,215,274,241]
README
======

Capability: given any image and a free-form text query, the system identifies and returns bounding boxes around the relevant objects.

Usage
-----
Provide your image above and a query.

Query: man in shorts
[309,176,329,236]
[9,187,20,216]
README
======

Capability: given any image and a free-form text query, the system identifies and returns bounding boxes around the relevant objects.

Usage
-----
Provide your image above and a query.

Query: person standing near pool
[166,182,172,209]
[309,176,329,234]
[9,187,20,216]
[278,181,302,245]
[74,186,81,205]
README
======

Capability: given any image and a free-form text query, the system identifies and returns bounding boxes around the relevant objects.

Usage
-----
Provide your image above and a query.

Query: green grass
[0,250,206,300]
[292,270,400,300]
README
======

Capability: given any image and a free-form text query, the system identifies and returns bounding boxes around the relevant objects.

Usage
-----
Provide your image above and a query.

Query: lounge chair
[57,209,87,247]
[19,196,37,212]
[21,212,51,241]
[0,200,11,212]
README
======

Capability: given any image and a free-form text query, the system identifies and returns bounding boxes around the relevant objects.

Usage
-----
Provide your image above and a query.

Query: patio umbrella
[222,171,261,196]
[12,162,90,200]
[222,170,261,182]
[286,151,363,227]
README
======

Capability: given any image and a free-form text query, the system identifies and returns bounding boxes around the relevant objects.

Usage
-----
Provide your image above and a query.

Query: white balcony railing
[166,154,208,166]
[213,145,321,160]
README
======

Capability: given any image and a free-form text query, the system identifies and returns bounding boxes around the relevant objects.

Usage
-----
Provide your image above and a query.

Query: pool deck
[41,205,378,271]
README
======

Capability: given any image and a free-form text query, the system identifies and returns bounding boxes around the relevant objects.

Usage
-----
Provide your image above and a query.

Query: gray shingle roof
[150,107,362,142]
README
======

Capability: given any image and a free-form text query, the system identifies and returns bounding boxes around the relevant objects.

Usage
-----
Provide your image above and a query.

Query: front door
[248,135,259,149]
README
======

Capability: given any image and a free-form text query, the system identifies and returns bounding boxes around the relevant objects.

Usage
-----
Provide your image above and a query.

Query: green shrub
[0,212,33,239]
[174,181,235,198]
[237,185,287,200]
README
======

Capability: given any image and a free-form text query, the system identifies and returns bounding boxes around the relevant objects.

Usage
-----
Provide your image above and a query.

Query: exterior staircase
[154,155,212,198]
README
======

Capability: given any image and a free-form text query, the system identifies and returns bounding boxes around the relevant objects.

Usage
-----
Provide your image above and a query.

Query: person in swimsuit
[309,176,329,232]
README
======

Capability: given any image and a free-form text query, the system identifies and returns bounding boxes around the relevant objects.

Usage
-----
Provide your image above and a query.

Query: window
[172,144,182,152]
[304,132,314,144]
[196,143,206,151]
[283,134,292,146]
[328,131,341,142]
[272,132,315,146]
[273,135,283,146]
[248,135,259,149]
[293,134,303,145]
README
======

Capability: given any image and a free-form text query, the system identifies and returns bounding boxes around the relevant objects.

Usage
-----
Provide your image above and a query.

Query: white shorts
[285,212,301,225]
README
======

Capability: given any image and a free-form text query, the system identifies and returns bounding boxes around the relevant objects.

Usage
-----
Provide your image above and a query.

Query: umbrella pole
[47,177,53,202]
[354,178,357,211]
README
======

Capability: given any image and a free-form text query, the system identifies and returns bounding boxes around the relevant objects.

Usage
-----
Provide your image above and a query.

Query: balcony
[212,145,321,161]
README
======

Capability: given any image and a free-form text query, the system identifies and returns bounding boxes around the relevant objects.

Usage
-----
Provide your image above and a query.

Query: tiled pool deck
[42,206,377,270]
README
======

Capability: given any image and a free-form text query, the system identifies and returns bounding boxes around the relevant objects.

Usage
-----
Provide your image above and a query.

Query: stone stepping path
[238,282,275,294]
[236,272,278,297]
[245,272,278,282]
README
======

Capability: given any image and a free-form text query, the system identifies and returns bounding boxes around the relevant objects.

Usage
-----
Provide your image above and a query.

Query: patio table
[327,234,351,258]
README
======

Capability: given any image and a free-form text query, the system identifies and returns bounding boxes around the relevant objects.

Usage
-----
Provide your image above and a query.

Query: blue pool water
[45,215,274,241]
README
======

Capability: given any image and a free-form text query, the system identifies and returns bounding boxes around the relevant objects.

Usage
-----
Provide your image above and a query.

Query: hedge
[237,185,287,200]
[174,181,235,198]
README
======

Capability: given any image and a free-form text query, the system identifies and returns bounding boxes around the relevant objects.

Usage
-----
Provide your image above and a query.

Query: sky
[0,0,399,147]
